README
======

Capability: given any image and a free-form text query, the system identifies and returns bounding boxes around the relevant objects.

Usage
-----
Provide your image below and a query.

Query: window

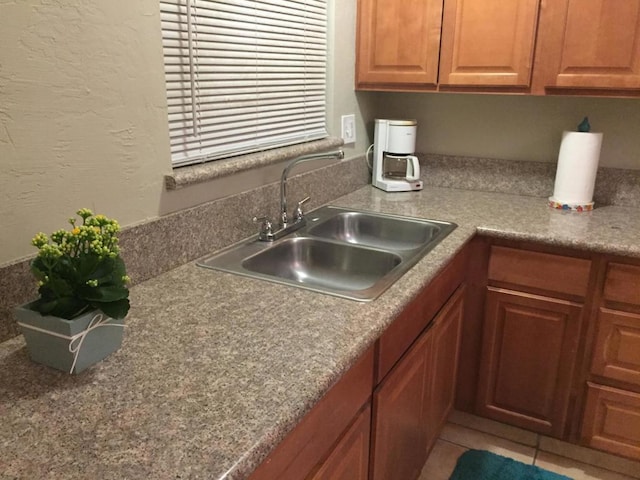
[160,0,328,167]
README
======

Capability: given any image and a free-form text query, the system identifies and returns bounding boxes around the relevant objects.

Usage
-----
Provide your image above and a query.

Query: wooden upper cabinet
[439,0,541,88]
[356,0,444,88]
[534,0,640,93]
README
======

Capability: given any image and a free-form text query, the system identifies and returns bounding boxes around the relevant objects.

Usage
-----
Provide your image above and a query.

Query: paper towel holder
[549,117,602,212]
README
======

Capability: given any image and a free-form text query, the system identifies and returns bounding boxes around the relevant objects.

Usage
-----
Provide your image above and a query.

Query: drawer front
[488,246,591,298]
[591,308,640,388]
[604,263,640,307]
[581,383,640,460]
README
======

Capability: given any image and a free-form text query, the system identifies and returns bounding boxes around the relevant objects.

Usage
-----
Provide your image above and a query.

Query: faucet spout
[280,149,344,227]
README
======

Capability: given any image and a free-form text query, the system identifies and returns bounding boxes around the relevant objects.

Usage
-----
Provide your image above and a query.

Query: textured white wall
[0,1,172,264]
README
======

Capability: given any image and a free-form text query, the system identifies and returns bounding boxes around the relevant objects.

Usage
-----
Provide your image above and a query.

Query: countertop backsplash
[419,153,640,208]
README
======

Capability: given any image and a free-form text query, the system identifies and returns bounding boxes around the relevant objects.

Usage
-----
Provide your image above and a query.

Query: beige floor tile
[439,423,536,465]
[418,440,468,480]
[535,452,638,480]
[449,410,539,447]
[539,437,640,479]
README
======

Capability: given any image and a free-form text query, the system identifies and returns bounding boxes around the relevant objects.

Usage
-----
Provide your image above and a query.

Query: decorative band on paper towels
[548,197,594,212]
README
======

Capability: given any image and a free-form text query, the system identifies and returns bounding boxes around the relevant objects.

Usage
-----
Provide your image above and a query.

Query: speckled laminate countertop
[1,186,639,480]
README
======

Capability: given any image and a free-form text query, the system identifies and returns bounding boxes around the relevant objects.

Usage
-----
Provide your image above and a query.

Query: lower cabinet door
[581,383,640,460]
[428,286,465,450]
[371,329,433,480]
[308,404,371,480]
[476,287,583,437]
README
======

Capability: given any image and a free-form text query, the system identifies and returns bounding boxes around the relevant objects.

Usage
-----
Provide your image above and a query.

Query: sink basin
[197,206,457,301]
[307,210,446,251]
[243,237,401,294]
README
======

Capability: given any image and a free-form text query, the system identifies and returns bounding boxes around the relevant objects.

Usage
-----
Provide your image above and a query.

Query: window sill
[164,137,344,190]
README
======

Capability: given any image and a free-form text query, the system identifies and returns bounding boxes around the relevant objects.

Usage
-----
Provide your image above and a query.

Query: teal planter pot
[15,302,125,374]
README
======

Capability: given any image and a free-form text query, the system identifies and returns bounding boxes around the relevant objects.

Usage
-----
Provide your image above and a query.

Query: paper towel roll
[551,131,603,205]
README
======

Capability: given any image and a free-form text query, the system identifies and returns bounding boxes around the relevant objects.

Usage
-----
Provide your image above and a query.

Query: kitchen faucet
[253,149,345,241]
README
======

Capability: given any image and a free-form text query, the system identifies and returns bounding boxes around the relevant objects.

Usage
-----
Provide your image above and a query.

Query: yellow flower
[72,227,81,235]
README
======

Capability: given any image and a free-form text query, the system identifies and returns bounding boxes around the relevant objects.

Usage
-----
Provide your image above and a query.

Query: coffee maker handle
[406,156,420,181]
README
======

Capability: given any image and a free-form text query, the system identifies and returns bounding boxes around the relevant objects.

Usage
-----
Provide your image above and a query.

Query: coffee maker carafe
[372,119,423,192]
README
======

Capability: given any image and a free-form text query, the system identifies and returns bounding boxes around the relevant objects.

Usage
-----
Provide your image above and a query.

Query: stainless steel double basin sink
[197,206,457,301]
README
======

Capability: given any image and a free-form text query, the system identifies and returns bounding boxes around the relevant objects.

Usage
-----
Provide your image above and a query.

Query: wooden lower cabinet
[476,287,583,438]
[371,285,465,480]
[308,404,371,480]
[582,259,640,460]
[581,383,640,460]
[249,348,374,480]
[428,286,465,449]
[591,308,640,388]
[371,329,433,480]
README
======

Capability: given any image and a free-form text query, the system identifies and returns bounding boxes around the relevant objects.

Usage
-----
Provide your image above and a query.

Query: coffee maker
[372,119,423,192]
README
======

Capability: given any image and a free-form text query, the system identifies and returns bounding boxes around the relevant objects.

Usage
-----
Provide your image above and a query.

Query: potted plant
[15,208,130,374]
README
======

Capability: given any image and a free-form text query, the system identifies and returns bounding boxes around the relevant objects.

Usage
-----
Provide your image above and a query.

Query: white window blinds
[160,0,329,167]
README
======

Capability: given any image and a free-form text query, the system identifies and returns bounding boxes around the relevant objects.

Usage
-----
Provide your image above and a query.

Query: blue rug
[450,450,572,480]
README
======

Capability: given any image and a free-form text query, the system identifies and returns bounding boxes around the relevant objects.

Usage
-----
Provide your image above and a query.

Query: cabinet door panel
[581,383,640,460]
[429,286,464,450]
[356,0,443,87]
[476,287,583,437]
[439,0,540,87]
[371,331,432,480]
[536,0,640,91]
[591,308,640,388]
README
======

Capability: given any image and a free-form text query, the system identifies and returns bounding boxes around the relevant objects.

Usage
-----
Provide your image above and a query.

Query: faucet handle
[252,216,273,239]
[293,196,311,222]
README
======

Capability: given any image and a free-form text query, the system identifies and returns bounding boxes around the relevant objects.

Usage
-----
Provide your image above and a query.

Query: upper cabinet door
[439,0,541,88]
[356,0,444,89]
[534,0,640,92]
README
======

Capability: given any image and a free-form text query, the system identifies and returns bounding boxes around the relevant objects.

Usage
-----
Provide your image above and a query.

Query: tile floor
[418,411,640,480]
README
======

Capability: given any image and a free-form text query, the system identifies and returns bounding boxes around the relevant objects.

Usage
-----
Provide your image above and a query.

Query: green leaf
[35,296,88,319]
[83,285,129,302]
[45,277,75,298]
[91,298,130,319]
[76,254,101,278]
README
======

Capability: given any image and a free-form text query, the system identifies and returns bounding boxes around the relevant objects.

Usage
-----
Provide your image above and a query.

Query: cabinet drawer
[604,263,640,307]
[488,246,591,298]
[591,309,640,388]
[581,383,640,460]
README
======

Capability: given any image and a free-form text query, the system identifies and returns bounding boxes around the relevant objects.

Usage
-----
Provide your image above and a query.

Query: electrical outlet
[341,114,356,144]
